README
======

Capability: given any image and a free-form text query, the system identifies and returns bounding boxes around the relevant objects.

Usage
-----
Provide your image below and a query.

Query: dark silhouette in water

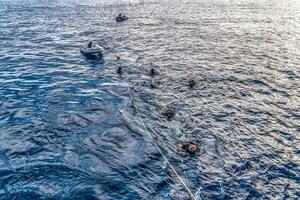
[188,79,196,88]
[116,13,128,22]
[162,106,175,120]
[117,66,122,74]
[150,68,155,76]
[88,41,93,48]
[177,142,197,154]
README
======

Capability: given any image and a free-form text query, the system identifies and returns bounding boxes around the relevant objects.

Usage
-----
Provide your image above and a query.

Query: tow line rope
[127,86,197,200]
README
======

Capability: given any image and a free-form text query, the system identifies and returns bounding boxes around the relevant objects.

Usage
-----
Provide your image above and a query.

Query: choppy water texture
[0,0,300,199]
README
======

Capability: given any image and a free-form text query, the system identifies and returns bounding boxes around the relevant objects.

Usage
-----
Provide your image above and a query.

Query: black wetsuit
[181,143,190,151]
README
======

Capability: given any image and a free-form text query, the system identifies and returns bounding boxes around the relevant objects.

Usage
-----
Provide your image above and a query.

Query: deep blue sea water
[0,0,299,199]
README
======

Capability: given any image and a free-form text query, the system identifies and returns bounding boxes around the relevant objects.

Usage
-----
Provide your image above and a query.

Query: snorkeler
[188,79,196,88]
[177,141,197,154]
[150,68,155,76]
[117,66,122,74]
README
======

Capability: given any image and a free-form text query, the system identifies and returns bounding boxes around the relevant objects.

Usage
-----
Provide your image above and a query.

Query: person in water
[117,66,122,74]
[177,141,197,154]
[150,68,155,76]
[88,41,93,48]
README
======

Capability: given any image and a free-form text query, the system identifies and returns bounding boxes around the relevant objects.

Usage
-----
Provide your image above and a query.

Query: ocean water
[0,0,299,199]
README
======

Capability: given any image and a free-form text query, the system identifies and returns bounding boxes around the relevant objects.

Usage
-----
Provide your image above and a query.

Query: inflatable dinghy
[116,15,128,22]
[80,44,104,59]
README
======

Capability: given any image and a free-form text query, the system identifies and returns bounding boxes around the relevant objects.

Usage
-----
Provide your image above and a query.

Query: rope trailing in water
[127,86,197,200]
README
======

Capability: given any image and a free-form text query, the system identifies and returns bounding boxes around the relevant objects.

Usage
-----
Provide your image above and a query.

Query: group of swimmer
[116,57,198,155]
[81,13,198,155]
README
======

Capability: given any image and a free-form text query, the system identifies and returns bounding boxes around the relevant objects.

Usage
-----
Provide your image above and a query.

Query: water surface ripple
[0,0,299,199]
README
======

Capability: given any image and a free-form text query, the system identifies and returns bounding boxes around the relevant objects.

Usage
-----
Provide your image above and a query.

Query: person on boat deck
[119,13,122,17]
[88,41,93,48]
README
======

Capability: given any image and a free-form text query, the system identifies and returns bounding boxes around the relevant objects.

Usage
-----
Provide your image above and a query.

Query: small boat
[116,15,128,22]
[80,43,104,59]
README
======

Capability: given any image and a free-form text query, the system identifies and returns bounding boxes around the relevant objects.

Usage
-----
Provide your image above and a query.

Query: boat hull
[80,45,103,59]
[116,16,128,22]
